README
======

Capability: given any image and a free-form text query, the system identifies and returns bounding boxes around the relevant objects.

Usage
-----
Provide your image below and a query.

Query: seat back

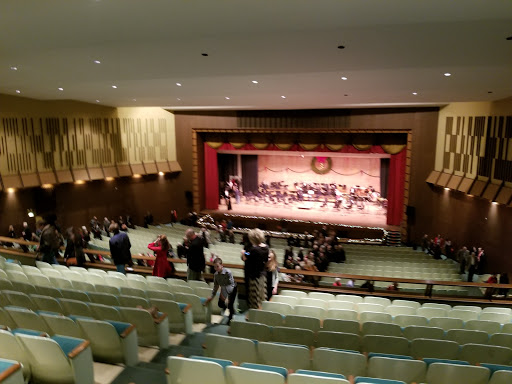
[323,319,360,334]
[362,335,410,356]
[417,307,448,319]
[225,365,285,384]
[168,356,226,384]
[41,313,82,338]
[429,317,464,331]
[119,295,150,308]
[362,322,402,337]
[403,325,445,341]
[89,303,122,321]
[6,307,51,334]
[326,309,358,321]
[364,296,391,307]
[60,289,90,302]
[448,309,479,322]
[393,315,428,327]
[204,334,257,364]
[357,303,385,313]
[465,320,502,334]
[459,343,512,365]
[284,315,321,332]
[59,298,93,317]
[489,333,512,348]
[288,372,349,384]
[454,305,482,313]
[488,370,512,384]
[262,301,294,316]
[0,330,31,380]
[392,299,421,310]
[31,294,64,314]
[446,329,489,345]
[480,313,512,324]
[426,362,490,384]
[257,341,310,371]
[410,338,460,360]
[173,292,210,323]
[294,305,327,320]
[312,348,367,377]
[279,290,307,299]
[316,331,361,352]
[120,286,148,298]
[146,290,175,301]
[360,311,392,324]
[247,309,284,327]
[271,295,299,307]
[328,300,355,310]
[385,305,416,317]
[368,356,427,383]
[271,326,314,346]
[3,290,37,311]
[308,292,335,302]
[336,294,363,304]
[230,321,271,342]
[87,292,120,306]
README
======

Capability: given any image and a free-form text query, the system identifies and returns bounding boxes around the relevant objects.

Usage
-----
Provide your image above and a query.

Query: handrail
[2,236,512,301]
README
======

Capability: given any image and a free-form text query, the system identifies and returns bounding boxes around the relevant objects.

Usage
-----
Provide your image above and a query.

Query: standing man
[206,258,237,324]
[109,223,132,274]
[185,228,205,281]
[38,214,62,264]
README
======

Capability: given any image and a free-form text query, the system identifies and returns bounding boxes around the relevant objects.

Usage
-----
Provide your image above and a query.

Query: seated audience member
[333,277,342,287]
[346,279,355,288]
[5,224,16,247]
[206,258,237,324]
[90,216,102,239]
[499,272,509,297]
[387,281,399,291]
[361,280,375,292]
[484,273,498,298]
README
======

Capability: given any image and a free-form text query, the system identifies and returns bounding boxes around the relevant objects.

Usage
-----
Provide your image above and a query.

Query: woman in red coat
[148,235,173,277]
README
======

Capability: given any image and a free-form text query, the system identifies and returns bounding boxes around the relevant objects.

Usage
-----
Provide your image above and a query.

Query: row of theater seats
[0,357,24,384]
[192,333,512,384]
[267,290,512,323]
[0,259,219,324]
[0,327,94,384]
[234,318,512,364]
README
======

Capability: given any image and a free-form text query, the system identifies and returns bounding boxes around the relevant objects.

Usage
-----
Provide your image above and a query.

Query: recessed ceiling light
[344,94,349,96]
[158,171,164,176]
[201,53,208,57]
[132,98,136,101]
[492,201,499,205]
[337,45,345,49]
[7,188,15,193]
[281,95,286,99]
[105,177,114,182]
[225,97,230,100]
[15,90,21,94]
[10,66,18,71]
[412,92,418,95]
[58,87,64,91]
[444,187,450,191]
[94,60,101,64]
[252,80,259,84]
[506,36,512,41]
[112,85,117,89]
[95,100,100,102]
[341,76,348,80]
[177,98,181,101]
[444,73,451,77]
[488,91,493,94]
[176,83,182,87]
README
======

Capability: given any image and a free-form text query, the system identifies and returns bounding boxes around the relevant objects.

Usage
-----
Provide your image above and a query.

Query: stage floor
[206,200,398,231]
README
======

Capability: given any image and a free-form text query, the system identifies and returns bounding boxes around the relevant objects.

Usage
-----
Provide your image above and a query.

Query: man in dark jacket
[109,223,132,274]
[185,228,205,281]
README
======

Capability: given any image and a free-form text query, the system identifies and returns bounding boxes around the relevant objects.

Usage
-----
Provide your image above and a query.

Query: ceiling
[1,0,511,110]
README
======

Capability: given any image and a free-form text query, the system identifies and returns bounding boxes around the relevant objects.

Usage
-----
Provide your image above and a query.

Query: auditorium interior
[1,1,512,384]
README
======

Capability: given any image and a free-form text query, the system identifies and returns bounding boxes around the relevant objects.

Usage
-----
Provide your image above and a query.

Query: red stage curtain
[204,143,219,209]
[210,142,406,226]
[387,148,406,226]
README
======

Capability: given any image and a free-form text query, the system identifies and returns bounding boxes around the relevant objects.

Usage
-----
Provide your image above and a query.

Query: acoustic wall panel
[87,168,104,180]
[426,170,441,184]
[497,187,512,205]
[130,164,146,175]
[143,162,158,174]
[446,175,463,190]
[482,183,501,202]
[102,167,119,178]
[436,172,451,187]
[55,170,73,183]
[457,177,475,193]
[20,173,40,188]
[156,161,170,173]
[39,172,57,185]
[469,179,488,197]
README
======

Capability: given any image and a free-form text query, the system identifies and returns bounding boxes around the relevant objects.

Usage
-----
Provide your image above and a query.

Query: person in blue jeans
[109,223,132,274]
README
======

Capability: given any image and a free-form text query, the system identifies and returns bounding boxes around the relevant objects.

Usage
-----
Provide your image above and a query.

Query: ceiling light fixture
[158,172,164,176]
[337,45,345,49]
[201,53,208,57]
[105,177,114,182]
[7,188,15,193]
[58,87,64,91]
[112,85,117,89]
[444,73,451,77]
[225,97,230,100]
[27,209,35,218]
[75,180,85,185]
[412,92,418,95]
[41,184,53,189]
[492,201,499,205]
[281,95,286,99]
[176,83,182,86]
[133,174,142,179]
[94,60,101,64]
[10,66,18,71]
[15,90,21,94]
[177,98,181,101]
[132,98,136,101]
[444,187,450,191]
[341,76,348,80]
[252,80,259,84]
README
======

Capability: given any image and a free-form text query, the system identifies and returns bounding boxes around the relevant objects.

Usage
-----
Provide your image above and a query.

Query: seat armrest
[154,312,168,324]
[182,304,192,314]
[68,340,91,359]
[0,362,21,382]
[120,324,136,338]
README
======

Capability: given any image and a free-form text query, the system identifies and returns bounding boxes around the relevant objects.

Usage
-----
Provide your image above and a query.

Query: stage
[202,197,400,242]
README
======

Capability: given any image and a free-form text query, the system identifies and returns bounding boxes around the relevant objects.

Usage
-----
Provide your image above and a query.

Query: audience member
[103,217,111,237]
[333,277,342,287]
[109,223,132,274]
[90,216,102,239]
[38,215,62,264]
[184,228,205,281]
[499,272,509,297]
[64,227,87,267]
[242,228,268,309]
[206,258,237,324]
[266,249,279,300]
[148,234,174,278]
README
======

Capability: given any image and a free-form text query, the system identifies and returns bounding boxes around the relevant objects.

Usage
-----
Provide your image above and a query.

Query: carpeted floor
[111,314,243,384]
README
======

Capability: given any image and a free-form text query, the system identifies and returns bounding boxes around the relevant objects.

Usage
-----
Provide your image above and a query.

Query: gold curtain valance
[381,144,406,155]
[206,141,224,149]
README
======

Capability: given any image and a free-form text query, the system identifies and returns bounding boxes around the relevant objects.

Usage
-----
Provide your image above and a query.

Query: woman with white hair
[242,228,268,309]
